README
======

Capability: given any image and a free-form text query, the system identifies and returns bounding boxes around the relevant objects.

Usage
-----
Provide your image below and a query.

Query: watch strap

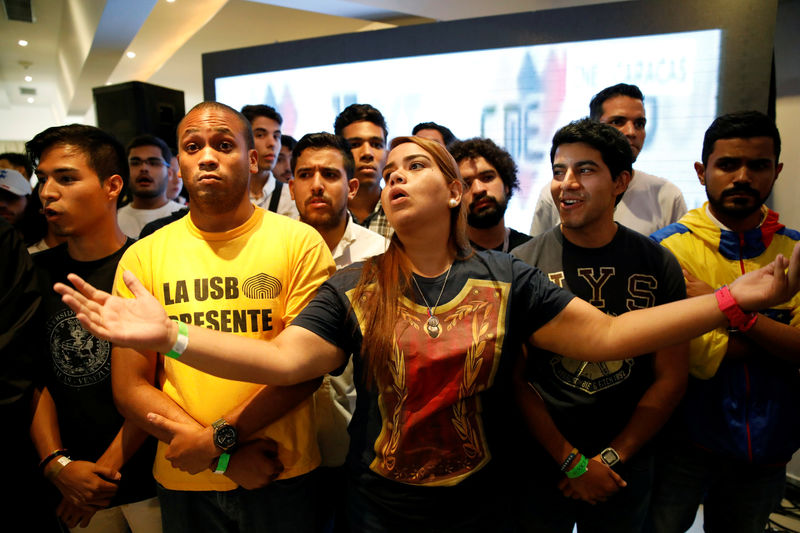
[715,285,758,332]
[214,452,231,474]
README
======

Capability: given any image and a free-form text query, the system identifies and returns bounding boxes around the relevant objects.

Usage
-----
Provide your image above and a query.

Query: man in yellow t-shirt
[111,101,335,533]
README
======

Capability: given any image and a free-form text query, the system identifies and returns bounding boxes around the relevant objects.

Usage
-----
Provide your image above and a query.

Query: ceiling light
[27,97,34,103]
[166,0,176,3]
[24,75,32,82]
[126,51,136,58]
[18,40,28,47]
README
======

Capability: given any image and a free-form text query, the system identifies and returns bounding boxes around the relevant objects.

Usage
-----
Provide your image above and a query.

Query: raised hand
[730,242,800,311]
[54,270,174,354]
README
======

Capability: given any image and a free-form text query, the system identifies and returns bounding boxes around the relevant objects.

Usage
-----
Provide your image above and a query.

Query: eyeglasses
[129,157,170,168]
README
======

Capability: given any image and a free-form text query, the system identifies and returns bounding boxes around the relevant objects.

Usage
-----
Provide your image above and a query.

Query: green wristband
[165,320,188,359]
[214,452,231,474]
[565,454,589,479]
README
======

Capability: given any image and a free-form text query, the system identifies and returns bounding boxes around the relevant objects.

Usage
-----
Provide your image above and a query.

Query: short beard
[467,196,507,229]
[300,201,347,231]
[706,185,769,220]
[133,187,165,200]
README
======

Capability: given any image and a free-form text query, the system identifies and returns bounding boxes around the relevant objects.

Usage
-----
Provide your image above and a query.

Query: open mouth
[560,197,584,208]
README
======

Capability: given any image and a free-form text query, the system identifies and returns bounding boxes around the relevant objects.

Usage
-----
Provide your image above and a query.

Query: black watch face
[214,425,238,450]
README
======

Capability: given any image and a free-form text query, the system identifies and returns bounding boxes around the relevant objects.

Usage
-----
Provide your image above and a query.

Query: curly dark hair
[449,138,519,196]
[333,104,388,140]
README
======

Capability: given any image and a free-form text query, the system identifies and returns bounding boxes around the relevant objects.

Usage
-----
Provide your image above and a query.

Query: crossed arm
[683,268,800,366]
[112,344,321,488]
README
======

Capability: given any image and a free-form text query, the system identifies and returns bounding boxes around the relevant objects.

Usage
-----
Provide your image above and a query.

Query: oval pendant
[426,316,441,338]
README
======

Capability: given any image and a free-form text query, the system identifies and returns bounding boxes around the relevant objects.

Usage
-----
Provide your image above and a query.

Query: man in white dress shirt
[241,104,299,219]
[289,132,387,532]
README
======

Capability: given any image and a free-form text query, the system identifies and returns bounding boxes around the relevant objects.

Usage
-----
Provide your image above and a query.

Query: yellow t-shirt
[113,208,335,491]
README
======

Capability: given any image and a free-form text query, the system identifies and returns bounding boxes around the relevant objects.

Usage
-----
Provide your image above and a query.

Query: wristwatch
[600,447,620,467]
[212,418,238,452]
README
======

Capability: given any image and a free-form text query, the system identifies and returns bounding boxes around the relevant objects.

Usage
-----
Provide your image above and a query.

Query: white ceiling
[0,0,617,140]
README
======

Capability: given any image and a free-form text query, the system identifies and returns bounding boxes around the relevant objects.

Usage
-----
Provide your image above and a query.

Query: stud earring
[449,199,458,208]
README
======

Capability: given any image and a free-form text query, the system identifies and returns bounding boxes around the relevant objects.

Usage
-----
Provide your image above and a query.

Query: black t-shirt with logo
[34,240,156,506]
[512,225,685,462]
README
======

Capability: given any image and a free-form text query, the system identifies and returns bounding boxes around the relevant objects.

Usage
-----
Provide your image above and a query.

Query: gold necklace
[411,263,453,339]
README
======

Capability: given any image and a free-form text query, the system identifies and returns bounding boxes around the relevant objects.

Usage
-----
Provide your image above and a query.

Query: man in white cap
[0,168,33,227]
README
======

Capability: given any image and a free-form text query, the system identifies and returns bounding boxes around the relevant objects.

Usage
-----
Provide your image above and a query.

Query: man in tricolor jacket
[649,111,800,533]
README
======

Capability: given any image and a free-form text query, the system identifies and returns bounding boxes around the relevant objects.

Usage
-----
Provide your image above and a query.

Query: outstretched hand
[54,271,174,354]
[730,242,800,311]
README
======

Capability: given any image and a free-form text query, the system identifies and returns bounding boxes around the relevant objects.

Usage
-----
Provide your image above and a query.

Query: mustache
[304,194,331,206]
[720,184,760,198]
[469,192,498,209]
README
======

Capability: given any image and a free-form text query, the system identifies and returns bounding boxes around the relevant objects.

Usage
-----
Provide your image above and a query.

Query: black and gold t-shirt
[512,224,685,458]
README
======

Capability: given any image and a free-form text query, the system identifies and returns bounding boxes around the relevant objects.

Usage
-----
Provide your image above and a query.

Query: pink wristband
[715,285,758,332]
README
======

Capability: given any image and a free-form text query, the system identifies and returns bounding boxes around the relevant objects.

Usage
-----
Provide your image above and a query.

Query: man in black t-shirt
[512,119,688,533]
[450,138,531,252]
[27,125,160,532]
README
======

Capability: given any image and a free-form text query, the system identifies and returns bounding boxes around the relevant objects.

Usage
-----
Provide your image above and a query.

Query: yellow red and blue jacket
[651,203,800,464]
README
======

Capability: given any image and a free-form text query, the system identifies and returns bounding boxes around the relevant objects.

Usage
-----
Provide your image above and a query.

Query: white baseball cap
[0,168,32,197]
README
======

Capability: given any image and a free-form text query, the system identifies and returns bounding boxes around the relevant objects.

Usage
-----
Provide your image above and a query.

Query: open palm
[55,270,173,353]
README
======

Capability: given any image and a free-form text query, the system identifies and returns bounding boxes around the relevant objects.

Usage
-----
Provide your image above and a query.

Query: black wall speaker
[93,81,185,154]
